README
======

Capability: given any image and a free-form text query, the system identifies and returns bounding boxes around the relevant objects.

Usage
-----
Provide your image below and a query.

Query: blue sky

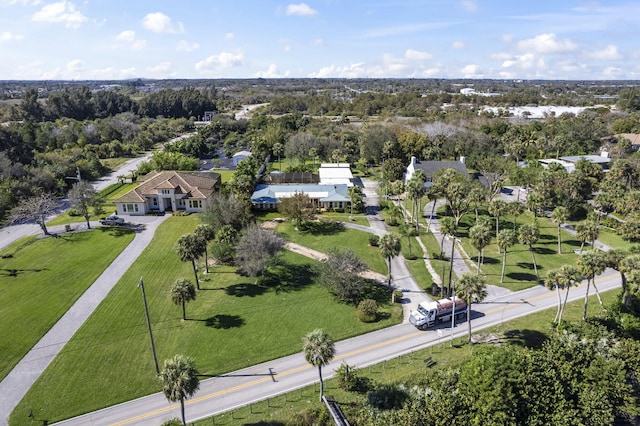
[1,0,639,80]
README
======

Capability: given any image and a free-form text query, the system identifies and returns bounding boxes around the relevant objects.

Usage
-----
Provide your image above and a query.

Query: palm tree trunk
[501,250,507,283]
[555,287,562,323]
[579,241,585,254]
[85,215,91,230]
[530,247,539,279]
[180,398,186,425]
[203,248,209,273]
[583,278,591,321]
[387,257,392,286]
[477,249,481,275]
[318,365,324,402]
[557,225,562,254]
[191,259,200,290]
[591,275,604,306]
[182,300,186,320]
[560,285,571,323]
[496,218,501,253]
[467,304,472,342]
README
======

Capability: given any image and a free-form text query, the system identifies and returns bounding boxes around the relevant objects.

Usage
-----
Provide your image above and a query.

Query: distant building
[615,133,640,152]
[538,153,612,173]
[251,184,350,211]
[404,156,469,186]
[114,171,220,216]
[232,150,252,166]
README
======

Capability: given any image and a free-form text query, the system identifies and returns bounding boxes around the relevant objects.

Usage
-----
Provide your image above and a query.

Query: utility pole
[450,279,456,347]
[138,277,159,374]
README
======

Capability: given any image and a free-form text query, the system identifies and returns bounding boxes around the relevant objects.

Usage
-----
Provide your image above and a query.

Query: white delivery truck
[409,297,467,330]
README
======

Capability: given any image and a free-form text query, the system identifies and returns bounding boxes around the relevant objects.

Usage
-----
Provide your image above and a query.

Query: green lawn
[0,228,135,381]
[276,222,387,275]
[12,215,402,424]
[195,285,618,426]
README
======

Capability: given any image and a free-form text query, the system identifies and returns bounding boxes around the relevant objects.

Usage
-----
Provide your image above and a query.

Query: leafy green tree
[235,224,284,280]
[456,273,487,342]
[159,355,200,426]
[171,279,196,321]
[202,193,253,231]
[498,229,516,283]
[194,224,215,274]
[518,223,540,280]
[176,234,206,290]
[379,233,401,286]
[302,329,335,402]
[317,248,367,303]
[278,192,316,227]
[551,206,569,254]
[68,180,99,230]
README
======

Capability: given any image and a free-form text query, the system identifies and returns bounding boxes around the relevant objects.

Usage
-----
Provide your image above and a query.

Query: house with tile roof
[251,183,351,211]
[114,170,221,216]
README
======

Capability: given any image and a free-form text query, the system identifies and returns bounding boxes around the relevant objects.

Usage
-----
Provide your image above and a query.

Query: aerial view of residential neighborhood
[1,1,640,425]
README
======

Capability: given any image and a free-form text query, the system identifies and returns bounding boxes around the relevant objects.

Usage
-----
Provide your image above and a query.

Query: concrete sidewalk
[0,215,169,425]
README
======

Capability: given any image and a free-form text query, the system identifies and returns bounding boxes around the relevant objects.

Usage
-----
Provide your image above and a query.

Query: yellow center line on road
[113,271,620,425]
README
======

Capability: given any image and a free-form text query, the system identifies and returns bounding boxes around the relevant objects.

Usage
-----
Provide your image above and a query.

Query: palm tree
[379,233,401,286]
[518,223,540,280]
[159,355,200,426]
[508,201,524,232]
[398,222,413,258]
[557,265,582,323]
[551,206,569,254]
[273,142,284,171]
[302,329,335,402]
[176,234,206,290]
[488,200,508,251]
[171,279,196,321]
[497,229,516,283]
[469,223,492,274]
[456,273,487,342]
[194,224,215,274]
[577,250,606,320]
[439,216,457,259]
[575,221,595,254]
[467,185,486,224]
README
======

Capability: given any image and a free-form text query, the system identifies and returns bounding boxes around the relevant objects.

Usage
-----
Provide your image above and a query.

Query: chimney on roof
[411,156,417,165]
[459,156,466,164]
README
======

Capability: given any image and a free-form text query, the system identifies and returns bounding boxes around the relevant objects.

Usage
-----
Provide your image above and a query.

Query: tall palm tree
[518,223,540,280]
[551,206,569,254]
[497,229,516,283]
[456,273,487,342]
[379,233,401,286]
[488,200,508,251]
[557,265,582,324]
[575,221,595,254]
[469,223,492,274]
[176,234,206,290]
[577,250,606,320]
[302,329,335,402]
[439,216,457,259]
[273,142,284,171]
[171,279,196,321]
[509,201,524,232]
[467,185,486,224]
[194,224,215,274]
[159,355,200,426]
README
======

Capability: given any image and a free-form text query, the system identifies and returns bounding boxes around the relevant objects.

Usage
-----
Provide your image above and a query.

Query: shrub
[67,207,81,217]
[366,383,408,410]
[161,419,183,426]
[210,241,234,265]
[386,215,398,226]
[357,299,378,322]
[392,290,403,303]
[287,406,330,426]
[368,234,380,246]
[335,362,370,393]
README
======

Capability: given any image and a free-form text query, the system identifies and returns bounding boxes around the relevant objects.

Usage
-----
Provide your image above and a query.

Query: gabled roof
[115,171,220,203]
[616,133,640,145]
[412,160,468,176]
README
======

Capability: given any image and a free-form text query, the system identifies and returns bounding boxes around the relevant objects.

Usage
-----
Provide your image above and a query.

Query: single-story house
[232,150,252,166]
[404,156,469,186]
[615,133,640,151]
[318,163,354,186]
[114,170,221,216]
[251,183,350,211]
[539,153,612,173]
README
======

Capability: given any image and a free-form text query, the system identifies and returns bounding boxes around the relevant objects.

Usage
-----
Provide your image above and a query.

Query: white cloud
[285,3,318,16]
[254,64,290,78]
[501,34,514,43]
[517,33,577,54]
[0,31,24,42]
[195,51,243,74]
[224,32,235,41]
[460,1,478,13]
[309,62,366,78]
[142,12,184,34]
[177,40,200,52]
[66,59,84,72]
[452,41,467,49]
[146,62,173,74]
[602,66,622,78]
[586,45,622,60]
[490,52,512,60]
[31,1,87,29]
[404,49,432,61]
[461,64,483,77]
[1,0,41,5]
[115,30,136,42]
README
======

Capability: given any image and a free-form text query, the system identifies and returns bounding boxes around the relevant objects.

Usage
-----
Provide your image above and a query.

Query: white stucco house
[251,183,351,211]
[114,170,221,216]
[318,163,354,186]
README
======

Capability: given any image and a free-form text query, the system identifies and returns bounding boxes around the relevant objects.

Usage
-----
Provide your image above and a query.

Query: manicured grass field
[0,228,135,381]
[12,215,402,424]
[195,286,618,426]
[276,222,387,275]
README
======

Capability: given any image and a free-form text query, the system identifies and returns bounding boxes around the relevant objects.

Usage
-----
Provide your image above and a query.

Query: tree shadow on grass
[0,267,45,277]
[97,226,134,237]
[260,262,316,293]
[361,281,393,305]
[478,256,500,265]
[507,271,538,281]
[503,329,548,349]
[516,261,543,272]
[204,314,244,329]
[298,220,346,236]
[533,247,555,255]
[225,283,268,297]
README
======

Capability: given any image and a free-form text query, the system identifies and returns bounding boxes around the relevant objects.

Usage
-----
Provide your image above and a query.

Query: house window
[153,198,158,206]
[189,200,202,209]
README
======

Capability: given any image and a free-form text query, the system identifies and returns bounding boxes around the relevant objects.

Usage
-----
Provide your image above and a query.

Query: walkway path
[0,215,168,425]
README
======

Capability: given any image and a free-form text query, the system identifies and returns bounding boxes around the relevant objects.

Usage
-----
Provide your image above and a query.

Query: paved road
[52,270,622,426]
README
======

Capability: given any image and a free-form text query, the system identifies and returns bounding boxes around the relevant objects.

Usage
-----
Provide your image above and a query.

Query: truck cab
[410,297,467,330]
